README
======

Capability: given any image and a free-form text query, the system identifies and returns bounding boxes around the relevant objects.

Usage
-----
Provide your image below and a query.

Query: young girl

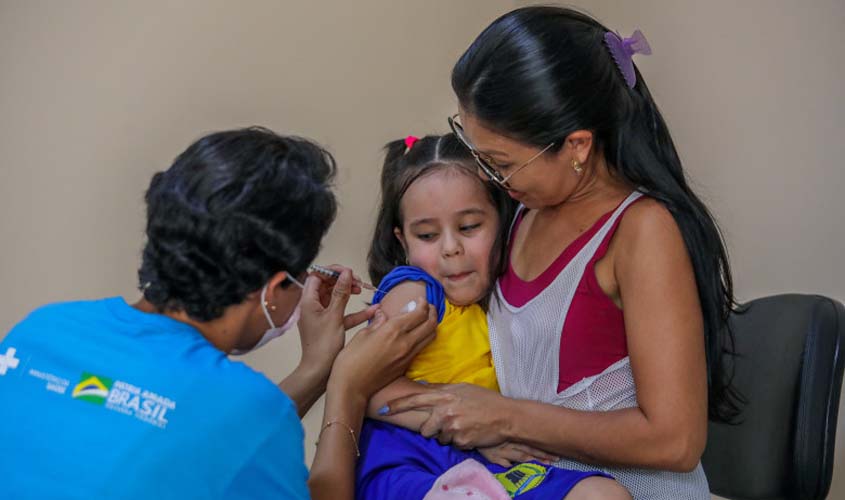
[354,134,632,500]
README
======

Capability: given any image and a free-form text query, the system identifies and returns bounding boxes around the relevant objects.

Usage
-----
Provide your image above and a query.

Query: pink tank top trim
[500,196,645,391]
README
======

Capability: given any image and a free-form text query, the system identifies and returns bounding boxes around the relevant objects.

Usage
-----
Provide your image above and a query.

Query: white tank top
[488,191,710,499]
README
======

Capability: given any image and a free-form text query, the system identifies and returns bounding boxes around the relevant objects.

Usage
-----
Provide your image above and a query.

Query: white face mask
[231,275,304,356]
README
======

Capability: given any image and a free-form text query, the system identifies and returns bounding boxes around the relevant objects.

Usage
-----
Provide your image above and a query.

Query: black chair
[702,294,845,500]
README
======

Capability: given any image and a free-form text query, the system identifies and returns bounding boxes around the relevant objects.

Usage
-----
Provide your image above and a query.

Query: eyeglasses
[448,113,554,189]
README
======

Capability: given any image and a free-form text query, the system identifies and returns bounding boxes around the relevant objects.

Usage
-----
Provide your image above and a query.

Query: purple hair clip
[603,29,652,88]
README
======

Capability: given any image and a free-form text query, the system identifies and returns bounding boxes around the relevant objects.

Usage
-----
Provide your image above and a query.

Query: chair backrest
[702,294,845,500]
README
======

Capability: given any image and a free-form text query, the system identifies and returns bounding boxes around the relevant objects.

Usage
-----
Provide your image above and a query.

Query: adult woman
[0,127,436,499]
[385,8,740,499]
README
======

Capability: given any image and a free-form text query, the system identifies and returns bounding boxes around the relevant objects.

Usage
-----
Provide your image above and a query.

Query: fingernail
[401,300,417,313]
[377,405,390,416]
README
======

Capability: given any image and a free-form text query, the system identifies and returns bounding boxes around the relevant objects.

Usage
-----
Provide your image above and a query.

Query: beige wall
[2,0,843,496]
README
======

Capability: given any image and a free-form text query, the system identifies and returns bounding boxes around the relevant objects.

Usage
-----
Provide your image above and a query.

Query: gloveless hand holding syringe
[307,264,384,293]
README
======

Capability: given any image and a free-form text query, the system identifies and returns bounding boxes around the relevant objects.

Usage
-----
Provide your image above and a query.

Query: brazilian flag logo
[72,372,113,404]
[494,462,549,497]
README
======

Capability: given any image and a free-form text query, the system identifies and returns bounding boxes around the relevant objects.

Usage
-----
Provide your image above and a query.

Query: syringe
[307,264,382,293]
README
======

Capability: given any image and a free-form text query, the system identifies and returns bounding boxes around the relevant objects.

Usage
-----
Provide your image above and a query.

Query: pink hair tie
[404,135,420,154]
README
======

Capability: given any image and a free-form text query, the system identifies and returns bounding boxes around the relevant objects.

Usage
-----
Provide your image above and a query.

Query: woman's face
[458,111,585,209]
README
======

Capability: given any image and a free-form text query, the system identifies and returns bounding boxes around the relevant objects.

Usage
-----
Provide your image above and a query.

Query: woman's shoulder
[612,195,691,274]
[616,195,682,248]
[217,359,299,414]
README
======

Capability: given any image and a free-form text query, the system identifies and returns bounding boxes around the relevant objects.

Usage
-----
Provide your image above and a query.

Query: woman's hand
[328,297,438,404]
[478,442,559,468]
[309,298,436,500]
[297,267,376,374]
[384,383,515,449]
[309,264,368,307]
[280,267,377,416]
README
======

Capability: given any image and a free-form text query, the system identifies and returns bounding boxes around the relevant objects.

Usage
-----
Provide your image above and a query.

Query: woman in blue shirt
[0,127,436,500]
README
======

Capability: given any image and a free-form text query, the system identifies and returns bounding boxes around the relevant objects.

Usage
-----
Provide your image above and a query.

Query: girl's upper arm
[613,199,708,457]
[378,281,428,319]
[365,280,431,430]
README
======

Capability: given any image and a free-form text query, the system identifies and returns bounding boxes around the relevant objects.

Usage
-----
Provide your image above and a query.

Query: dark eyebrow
[456,208,487,217]
[409,218,437,228]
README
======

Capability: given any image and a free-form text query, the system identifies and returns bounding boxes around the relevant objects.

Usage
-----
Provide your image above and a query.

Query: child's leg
[563,476,632,500]
[356,419,477,500]
[483,461,620,500]
[357,420,630,500]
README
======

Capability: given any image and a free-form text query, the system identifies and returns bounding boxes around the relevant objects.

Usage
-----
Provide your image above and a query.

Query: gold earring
[573,159,583,174]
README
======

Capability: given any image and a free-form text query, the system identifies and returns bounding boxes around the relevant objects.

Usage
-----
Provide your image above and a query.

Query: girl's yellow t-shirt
[404,301,499,392]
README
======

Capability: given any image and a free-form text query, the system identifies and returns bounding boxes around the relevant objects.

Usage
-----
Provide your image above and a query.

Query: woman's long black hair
[452,6,742,422]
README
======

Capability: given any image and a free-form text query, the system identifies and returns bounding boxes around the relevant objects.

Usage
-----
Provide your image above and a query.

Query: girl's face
[395,167,499,307]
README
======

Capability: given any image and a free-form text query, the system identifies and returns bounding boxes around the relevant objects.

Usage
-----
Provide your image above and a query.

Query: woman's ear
[564,129,594,165]
[259,271,289,305]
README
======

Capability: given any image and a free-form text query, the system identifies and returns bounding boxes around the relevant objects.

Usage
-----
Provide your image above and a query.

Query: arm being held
[365,280,434,431]
[308,294,439,500]
[278,269,376,417]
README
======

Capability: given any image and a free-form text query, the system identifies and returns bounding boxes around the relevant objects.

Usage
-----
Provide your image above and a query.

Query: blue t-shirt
[0,297,309,499]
